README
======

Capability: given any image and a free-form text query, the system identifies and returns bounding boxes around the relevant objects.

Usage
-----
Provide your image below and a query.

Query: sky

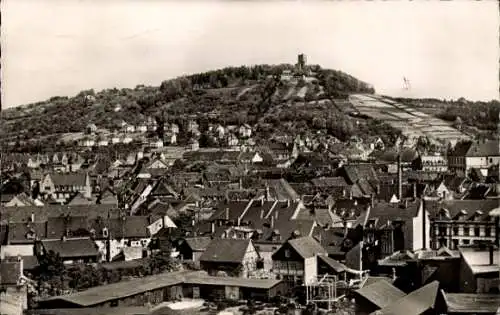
[2,0,499,108]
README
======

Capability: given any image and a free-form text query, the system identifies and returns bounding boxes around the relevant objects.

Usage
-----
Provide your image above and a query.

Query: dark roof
[450,141,473,156]
[355,280,406,309]
[466,140,499,157]
[41,237,98,258]
[264,179,300,201]
[426,199,499,221]
[372,281,440,315]
[199,238,252,263]
[1,205,120,223]
[317,255,347,273]
[341,164,379,185]
[7,221,48,244]
[366,200,421,228]
[209,201,250,222]
[311,177,349,188]
[48,173,87,187]
[0,259,22,285]
[377,183,415,202]
[26,307,150,315]
[151,180,178,197]
[287,236,327,259]
[443,293,500,314]
[183,237,212,251]
[377,148,418,163]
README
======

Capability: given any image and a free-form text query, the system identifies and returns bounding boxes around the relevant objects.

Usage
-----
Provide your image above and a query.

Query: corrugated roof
[355,280,406,309]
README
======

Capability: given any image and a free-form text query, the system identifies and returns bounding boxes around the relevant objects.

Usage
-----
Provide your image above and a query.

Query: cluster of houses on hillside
[1,134,499,315]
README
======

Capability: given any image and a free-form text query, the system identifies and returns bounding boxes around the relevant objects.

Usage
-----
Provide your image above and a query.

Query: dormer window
[102,227,109,238]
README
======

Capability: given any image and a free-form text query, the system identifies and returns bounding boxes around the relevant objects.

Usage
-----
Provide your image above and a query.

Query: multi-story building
[448,140,500,175]
[426,199,499,250]
[421,152,448,173]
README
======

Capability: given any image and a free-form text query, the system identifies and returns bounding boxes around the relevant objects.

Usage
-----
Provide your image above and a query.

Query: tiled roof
[183,237,212,251]
[466,140,500,157]
[371,281,439,315]
[264,179,300,201]
[1,204,120,222]
[49,173,87,187]
[42,237,99,258]
[366,200,421,228]
[209,201,251,222]
[443,293,500,314]
[355,280,406,309]
[199,238,252,263]
[7,221,48,244]
[287,236,327,259]
[311,177,349,188]
[317,255,347,273]
[426,199,499,221]
[449,141,473,156]
[0,259,22,285]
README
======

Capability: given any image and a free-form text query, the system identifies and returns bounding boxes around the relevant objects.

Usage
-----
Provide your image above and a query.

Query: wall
[1,245,34,259]
[459,256,477,293]
[303,256,317,285]
[225,286,240,300]
[241,242,260,277]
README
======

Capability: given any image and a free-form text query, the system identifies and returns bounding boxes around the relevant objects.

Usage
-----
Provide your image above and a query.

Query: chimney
[225,208,229,221]
[275,210,279,220]
[31,212,35,223]
[404,199,408,209]
[239,177,243,190]
[371,195,375,208]
[489,245,495,265]
[260,209,265,219]
[413,183,417,199]
[261,198,264,207]
[211,222,215,234]
[271,215,275,228]
[397,154,403,201]
[287,200,290,208]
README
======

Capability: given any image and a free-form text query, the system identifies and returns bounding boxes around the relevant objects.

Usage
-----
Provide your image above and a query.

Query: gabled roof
[317,255,347,273]
[151,180,178,197]
[287,236,327,259]
[199,238,252,263]
[366,200,421,228]
[311,177,348,188]
[466,139,500,157]
[450,141,473,156]
[371,281,440,315]
[42,237,99,258]
[427,199,499,221]
[183,237,212,252]
[355,280,406,309]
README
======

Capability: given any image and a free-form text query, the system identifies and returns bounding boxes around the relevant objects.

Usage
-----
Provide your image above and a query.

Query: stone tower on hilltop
[297,53,307,73]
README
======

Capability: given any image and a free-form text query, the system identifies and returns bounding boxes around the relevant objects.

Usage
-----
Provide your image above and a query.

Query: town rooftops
[371,281,440,315]
[40,270,281,308]
[466,139,500,157]
[355,279,406,309]
[0,205,120,223]
[48,173,87,187]
[287,236,327,259]
[363,200,422,228]
[41,237,99,258]
[426,199,500,221]
[442,291,500,314]
[199,238,252,264]
[459,246,499,275]
[26,307,150,315]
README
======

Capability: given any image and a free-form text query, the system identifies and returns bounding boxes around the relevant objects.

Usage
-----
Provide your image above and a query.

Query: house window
[284,249,291,258]
[453,227,459,236]
[485,227,492,237]
[452,239,459,250]
[463,239,470,245]
[463,227,470,236]
[439,226,447,236]
[474,227,480,237]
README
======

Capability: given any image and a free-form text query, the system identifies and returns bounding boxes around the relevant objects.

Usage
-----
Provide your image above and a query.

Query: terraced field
[349,94,471,144]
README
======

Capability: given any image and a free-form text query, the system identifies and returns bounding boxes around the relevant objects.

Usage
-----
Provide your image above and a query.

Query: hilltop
[1,61,394,151]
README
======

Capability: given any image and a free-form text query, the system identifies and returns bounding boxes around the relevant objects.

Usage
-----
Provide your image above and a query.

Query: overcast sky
[2,0,499,108]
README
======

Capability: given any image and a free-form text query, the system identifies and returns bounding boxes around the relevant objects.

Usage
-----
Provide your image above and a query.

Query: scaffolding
[305,275,343,311]
[305,271,370,311]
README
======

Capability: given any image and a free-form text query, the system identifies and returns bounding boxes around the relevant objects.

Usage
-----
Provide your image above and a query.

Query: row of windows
[436,226,493,237]
[435,238,486,250]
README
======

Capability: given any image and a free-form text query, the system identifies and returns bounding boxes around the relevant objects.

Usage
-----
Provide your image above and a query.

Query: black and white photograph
[1,1,499,315]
